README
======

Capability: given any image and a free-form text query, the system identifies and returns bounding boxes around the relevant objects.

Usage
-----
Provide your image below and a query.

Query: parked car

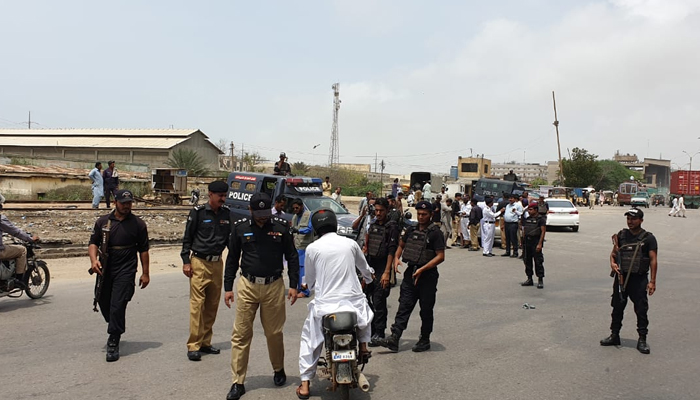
[544,198,579,232]
[630,192,650,208]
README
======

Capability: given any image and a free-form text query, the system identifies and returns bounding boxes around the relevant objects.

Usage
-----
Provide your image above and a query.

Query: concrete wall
[0,175,90,200]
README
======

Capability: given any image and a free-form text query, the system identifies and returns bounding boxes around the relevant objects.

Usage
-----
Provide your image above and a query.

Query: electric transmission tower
[328,83,340,167]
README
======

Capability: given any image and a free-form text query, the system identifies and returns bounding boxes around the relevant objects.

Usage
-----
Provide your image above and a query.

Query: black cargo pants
[523,237,545,278]
[610,273,649,336]
[98,264,136,336]
[390,266,438,338]
[368,256,391,338]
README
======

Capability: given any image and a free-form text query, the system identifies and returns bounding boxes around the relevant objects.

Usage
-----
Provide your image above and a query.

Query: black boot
[412,335,431,352]
[537,277,544,289]
[637,335,650,354]
[380,333,400,353]
[600,333,621,346]
[106,334,120,362]
[12,273,26,290]
[521,278,534,286]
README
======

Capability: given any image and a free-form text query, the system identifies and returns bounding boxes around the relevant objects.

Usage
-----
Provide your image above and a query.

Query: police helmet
[311,208,337,236]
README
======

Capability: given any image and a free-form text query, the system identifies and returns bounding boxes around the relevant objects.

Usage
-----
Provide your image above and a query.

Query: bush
[41,185,93,201]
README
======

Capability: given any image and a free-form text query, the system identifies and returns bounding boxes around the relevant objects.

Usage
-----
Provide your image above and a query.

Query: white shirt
[460,202,472,217]
[305,233,374,306]
[331,192,342,204]
[503,202,523,223]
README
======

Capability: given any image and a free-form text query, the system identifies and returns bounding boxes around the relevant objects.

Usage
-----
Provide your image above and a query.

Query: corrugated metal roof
[0,136,189,149]
[0,128,201,137]
[0,164,149,180]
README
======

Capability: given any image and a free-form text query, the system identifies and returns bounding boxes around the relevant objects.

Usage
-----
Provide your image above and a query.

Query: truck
[617,180,641,207]
[671,170,700,209]
[151,168,188,204]
[472,178,526,198]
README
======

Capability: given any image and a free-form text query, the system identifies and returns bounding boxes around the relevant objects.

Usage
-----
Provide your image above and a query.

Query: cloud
[612,0,700,23]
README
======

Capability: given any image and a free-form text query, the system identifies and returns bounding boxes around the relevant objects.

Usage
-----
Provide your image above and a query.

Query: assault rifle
[88,220,111,312]
[610,234,626,304]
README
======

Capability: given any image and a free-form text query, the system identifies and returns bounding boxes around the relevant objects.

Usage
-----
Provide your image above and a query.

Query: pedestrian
[391,178,400,198]
[396,191,405,215]
[102,161,119,208]
[502,194,523,258]
[668,196,678,216]
[480,197,500,257]
[440,186,450,202]
[181,181,233,361]
[677,195,686,218]
[440,198,453,248]
[521,202,546,288]
[291,199,313,297]
[600,208,658,354]
[331,187,342,205]
[88,189,150,362]
[468,198,482,251]
[380,200,445,353]
[363,197,400,347]
[407,191,415,207]
[537,196,549,223]
[451,193,462,246]
[613,191,619,207]
[358,191,374,214]
[422,180,432,202]
[431,195,442,227]
[322,176,332,197]
[88,162,104,209]
[459,197,472,248]
[496,193,509,251]
[224,193,300,400]
[273,152,292,176]
[271,194,287,217]
[589,190,595,210]
[296,209,374,399]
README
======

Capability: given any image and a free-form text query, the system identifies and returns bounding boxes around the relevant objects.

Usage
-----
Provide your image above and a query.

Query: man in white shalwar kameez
[480,197,502,257]
[297,209,374,398]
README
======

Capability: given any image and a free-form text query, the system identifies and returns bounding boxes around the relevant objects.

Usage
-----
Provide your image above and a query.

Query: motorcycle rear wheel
[26,262,50,299]
[339,384,350,400]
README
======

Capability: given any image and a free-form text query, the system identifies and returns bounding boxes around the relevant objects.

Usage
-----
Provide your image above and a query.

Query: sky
[1,0,700,175]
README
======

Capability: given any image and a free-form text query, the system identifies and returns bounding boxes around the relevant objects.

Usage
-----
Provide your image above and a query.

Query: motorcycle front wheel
[26,261,50,299]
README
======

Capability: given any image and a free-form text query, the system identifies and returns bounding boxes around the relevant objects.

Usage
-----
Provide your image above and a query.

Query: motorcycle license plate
[331,350,356,361]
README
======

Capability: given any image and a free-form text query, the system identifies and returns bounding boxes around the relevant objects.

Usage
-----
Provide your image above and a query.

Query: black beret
[208,181,229,193]
[415,200,433,211]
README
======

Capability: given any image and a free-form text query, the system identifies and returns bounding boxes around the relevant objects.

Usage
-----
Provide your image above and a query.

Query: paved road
[2,206,698,400]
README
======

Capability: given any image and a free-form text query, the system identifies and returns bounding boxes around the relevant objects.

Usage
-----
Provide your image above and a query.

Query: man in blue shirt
[502,194,523,258]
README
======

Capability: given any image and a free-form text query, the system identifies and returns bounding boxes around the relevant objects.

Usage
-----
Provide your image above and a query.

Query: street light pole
[682,150,700,172]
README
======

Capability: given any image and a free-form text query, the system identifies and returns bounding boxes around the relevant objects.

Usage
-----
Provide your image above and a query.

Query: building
[491,162,548,183]
[613,152,671,191]
[0,129,223,171]
[546,161,560,185]
[457,156,491,180]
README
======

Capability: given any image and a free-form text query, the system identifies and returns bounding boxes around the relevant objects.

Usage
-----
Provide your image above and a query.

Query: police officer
[181,181,233,361]
[364,197,400,347]
[380,200,445,353]
[88,189,150,362]
[224,193,300,400]
[273,152,292,176]
[102,160,119,208]
[521,202,546,288]
[601,208,658,354]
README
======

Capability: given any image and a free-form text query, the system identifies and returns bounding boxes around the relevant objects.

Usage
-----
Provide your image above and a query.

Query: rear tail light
[569,210,579,214]
[547,211,554,214]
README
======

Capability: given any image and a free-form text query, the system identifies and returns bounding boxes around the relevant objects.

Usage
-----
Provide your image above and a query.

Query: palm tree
[166,148,208,176]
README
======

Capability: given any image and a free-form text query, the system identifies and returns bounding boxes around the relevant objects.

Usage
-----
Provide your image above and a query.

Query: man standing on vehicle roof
[88,189,150,362]
[181,181,233,361]
[0,204,40,290]
[273,152,292,176]
[291,198,313,298]
[380,200,445,353]
[521,202,546,289]
[600,208,657,354]
[322,176,332,197]
[225,193,300,400]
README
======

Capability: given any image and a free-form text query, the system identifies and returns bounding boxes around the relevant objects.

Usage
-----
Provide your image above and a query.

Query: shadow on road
[0,295,53,312]
[121,341,163,356]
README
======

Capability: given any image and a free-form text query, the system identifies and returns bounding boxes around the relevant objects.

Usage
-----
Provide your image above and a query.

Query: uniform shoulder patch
[194,204,205,210]
[271,216,288,225]
[234,217,248,226]
[221,204,230,210]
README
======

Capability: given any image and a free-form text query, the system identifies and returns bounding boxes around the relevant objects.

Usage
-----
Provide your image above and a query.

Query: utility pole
[375,153,378,173]
[380,160,386,196]
[328,83,341,168]
[552,91,564,185]
[230,142,235,171]
[28,111,31,129]
[240,144,245,171]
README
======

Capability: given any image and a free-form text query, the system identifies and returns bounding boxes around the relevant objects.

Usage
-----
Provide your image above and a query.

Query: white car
[544,198,580,232]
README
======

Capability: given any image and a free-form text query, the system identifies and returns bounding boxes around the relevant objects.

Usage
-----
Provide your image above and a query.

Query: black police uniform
[390,223,444,342]
[522,213,546,280]
[225,215,300,289]
[89,211,149,337]
[365,218,400,340]
[181,203,232,264]
[610,229,657,337]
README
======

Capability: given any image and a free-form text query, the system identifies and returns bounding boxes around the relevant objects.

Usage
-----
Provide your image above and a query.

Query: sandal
[359,350,372,364]
[296,384,310,400]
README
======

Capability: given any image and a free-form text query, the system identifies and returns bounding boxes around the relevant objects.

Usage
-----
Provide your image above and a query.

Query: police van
[225,172,359,239]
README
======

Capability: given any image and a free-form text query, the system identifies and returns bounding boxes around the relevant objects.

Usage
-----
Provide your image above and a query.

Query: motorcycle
[318,311,370,400]
[0,238,50,299]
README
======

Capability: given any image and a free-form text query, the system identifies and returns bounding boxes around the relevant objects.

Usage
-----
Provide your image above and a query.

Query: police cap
[115,189,134,203]
[415,200,433,211]
[208,180,229,193]
[250,192,272,218]
[624,208,644,219]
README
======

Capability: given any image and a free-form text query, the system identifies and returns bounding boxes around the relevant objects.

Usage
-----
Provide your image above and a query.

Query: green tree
[292,161,310,175]
[166,148,209,177]
[562,147,600,187]
[529,177,548,189]
[593,160,643,190]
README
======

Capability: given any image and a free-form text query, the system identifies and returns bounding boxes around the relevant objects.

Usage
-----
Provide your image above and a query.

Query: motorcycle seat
[322,312,357,332]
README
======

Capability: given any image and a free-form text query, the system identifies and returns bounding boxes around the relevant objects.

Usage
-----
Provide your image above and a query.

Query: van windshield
[301,197,348,214]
